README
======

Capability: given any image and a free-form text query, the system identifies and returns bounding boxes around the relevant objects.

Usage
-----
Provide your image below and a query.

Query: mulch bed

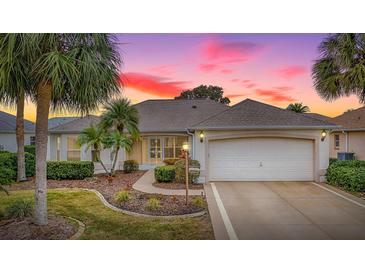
[0,215,76,240]
[153,181,204,190]
[8,170,207,216]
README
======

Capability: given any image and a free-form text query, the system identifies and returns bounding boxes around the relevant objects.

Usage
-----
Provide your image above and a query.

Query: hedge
[47,161,94,180]
[24,145,36,156]
[175,159,200,184]
[163,158,180,166]
[326,160,365,192]
[0,152,35,184]
[123,160,139,173]
[154,166,175,183]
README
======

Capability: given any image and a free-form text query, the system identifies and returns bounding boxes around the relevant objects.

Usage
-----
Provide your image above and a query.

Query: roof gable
[330,106,365,130]
[49,115,100,133]
[0,111,35,133]
[192,99,337,130]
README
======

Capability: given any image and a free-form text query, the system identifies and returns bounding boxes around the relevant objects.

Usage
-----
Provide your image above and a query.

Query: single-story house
[329,106,365,160]
[46,98,338,182]
[0,111,36,152]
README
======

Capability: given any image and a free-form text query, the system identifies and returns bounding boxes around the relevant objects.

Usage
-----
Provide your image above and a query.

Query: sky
[1,33,363,121]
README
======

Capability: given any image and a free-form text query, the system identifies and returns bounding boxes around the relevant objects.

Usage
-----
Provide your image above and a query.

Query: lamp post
[182,142,189,205]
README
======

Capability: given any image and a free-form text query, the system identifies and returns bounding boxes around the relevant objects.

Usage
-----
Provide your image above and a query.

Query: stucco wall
[193,129,330,183]
[329,132,346,159]
[348,132,365,160]
[0,133,35,152]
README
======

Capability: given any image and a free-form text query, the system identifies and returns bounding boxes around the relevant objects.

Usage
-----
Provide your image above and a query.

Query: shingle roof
[134,99,229,133]
[0,111,35,133]
[48,117,78,129]
[191,99,338,130]
[304,113,330,122]
[330,106,365,130]
[48,115,100,133]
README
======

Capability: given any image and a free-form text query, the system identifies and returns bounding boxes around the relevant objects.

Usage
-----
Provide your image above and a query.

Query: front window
[30,136,36,146]
[334,134,340,150]
[164,136,185,159]
[149,137,162,164]
[67,137,80,161]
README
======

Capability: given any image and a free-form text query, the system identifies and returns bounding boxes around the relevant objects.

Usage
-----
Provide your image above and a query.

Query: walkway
[133,169,205,196]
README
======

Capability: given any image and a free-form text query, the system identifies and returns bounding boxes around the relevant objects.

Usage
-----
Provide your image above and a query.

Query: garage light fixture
[321,130,327,141]
[199,131,205,143]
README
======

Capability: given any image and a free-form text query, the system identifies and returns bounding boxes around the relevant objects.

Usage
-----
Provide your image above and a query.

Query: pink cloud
[198,63,220,73]
[220,69,235,74]
[148,65,177,76]
[121,72,188,97]
[231,79,256,89]
[273,86,294,91]
[275,65,307,79]
[255,88,295,103]
[201,40,265,64]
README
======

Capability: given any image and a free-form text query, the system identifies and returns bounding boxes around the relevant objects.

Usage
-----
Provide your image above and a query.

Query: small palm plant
[0,185,9,195]
[286,102,310,113]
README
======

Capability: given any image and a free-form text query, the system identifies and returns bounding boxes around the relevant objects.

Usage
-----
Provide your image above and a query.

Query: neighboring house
[329,106,365,160]
[0,111,35,152]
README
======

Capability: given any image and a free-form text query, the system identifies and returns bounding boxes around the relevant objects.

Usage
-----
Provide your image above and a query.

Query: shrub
[163,158,179,165]
[146,198,160,211]
[192,196,205,208]
[175,159,200,184]
[0,151,35,184]
[329,158,338,165]
[115,191,130,203]
[326,160,365,192]
[0,168,17,185]
[154,166,175,183]
[4,199,33,220]
[123,160,139,173]
[24,145,36,156]
[47,161,94,180]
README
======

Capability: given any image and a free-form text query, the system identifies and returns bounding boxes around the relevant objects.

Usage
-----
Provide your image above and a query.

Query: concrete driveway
[204,182,365,240]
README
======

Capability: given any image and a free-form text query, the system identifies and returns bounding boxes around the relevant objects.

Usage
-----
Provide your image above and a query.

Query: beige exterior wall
[194,129,330,183]
[330,131,365,160]
[329,132,346,158]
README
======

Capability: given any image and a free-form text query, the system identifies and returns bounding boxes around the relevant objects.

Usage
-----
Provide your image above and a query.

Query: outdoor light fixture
[182,142,189,151]
[199,131,205,143]
[321,130,327,141]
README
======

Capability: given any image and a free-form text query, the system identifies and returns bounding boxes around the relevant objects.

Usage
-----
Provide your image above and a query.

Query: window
[334,134,340,150]
[30,136,36,146]
[164,136,186,159]
[67,137,80,161]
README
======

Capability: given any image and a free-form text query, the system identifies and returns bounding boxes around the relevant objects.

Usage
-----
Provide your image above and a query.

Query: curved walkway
[133,169,205,196]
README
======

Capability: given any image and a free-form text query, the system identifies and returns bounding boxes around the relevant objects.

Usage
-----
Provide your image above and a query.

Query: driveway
[204,182,365,240]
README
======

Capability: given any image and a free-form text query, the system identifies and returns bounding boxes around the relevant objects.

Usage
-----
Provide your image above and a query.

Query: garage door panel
[208,138,314,181]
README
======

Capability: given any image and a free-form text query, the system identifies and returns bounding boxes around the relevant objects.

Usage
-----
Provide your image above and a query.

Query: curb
[66,216,86,240]
[56,188,207,219]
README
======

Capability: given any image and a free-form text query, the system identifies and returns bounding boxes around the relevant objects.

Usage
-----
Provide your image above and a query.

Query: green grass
[0,190,214,240]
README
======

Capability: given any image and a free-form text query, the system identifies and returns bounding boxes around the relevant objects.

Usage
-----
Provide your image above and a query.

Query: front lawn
[0,190,214,240]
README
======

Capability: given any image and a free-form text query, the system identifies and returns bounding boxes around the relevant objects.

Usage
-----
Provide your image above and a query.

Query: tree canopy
[175,85,230,105]
[286,102,310,113]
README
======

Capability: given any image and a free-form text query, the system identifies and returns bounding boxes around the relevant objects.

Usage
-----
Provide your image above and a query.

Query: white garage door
[208,137,314,181]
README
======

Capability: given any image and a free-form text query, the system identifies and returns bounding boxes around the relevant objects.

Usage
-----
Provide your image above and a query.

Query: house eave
[331,128,365,132]
[189,125,340,131]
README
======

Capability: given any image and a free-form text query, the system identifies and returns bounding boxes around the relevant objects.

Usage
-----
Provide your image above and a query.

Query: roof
[48,117,78,129]
[133,99,229,133]
[0,111,35,133]
[304,113,330,122]
[330,106,365,131]
[191,99,338,130]
[48,115,100,133]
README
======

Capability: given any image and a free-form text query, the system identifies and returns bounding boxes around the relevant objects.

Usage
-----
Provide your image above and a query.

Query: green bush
[146,198,160,211]
[163,158,180,165]
[174,159,200,184]
[47,161,94,180]
[114,191,129,203]
[192,196,205,208]
[155,166,175,183]
[0,151,35,184]
[4,199,33,220]
[24,145,36,156]
[329,158,338,165]
[123,160,139,173]
[326,160,365,192]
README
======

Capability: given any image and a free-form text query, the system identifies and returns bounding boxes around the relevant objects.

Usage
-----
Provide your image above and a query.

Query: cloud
[230,79,256,89]
[201,40,265,64]
[198,63,220,73]
[275,65,307,79]
[121,72,188,97]
[220,69,235,74]
[148,65,177,76]
[255,88,295,103]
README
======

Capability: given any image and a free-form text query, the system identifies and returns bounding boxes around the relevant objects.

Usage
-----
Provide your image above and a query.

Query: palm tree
[77,125,110,175]
[312,33,365,103]
[0,34,121,225]
[100,98,139,175]
[0,34,31,182]
[286,102,310,113]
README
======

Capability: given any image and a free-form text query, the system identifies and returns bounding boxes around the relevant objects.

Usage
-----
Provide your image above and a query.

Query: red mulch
[0,215,76,240]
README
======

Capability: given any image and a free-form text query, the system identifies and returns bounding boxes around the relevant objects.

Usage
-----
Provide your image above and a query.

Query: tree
[100,98,139,175]
[0,34,121,225]
[286,102,310,113]
[77,125,110,175]
[175,85,230,105]
[0,34,31,182]
[312,33,365,104]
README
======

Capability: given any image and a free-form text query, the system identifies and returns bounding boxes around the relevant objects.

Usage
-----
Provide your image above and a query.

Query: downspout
[186,129,195,159]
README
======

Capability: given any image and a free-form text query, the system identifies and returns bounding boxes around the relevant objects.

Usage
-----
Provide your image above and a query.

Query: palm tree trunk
[34,83,52,226]
[95,149,110,175]
[111,147,120,176]
[16,92,26,182]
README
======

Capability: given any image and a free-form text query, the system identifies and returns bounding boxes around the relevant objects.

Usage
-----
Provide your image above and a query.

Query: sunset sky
[2,33,363,121]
